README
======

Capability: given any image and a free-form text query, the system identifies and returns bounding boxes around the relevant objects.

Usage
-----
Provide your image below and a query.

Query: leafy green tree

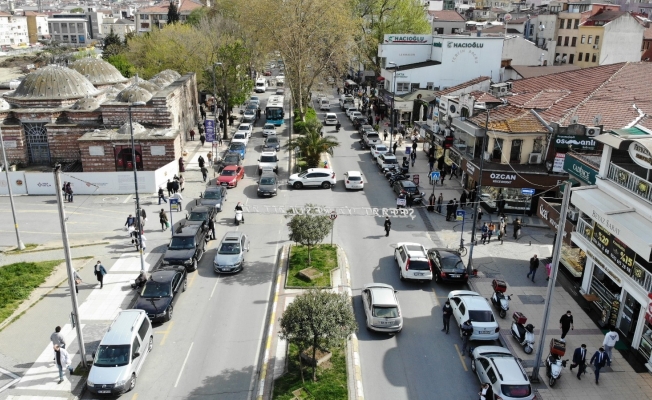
[102,28,125,60]
[285,206,333,264]
[107,54,136,77]
[287,122,339,169]
[279,289,357,382]
[186,7,208,26]
[356,0,431,76]
[70,7,84,13]
[167,1,180,24]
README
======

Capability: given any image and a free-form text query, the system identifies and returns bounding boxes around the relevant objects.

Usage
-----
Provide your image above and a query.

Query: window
[487,368,498,384]
[569,54,575,64]
[581,35,586,44]
[592,53,597,63]
[533,138,543,153]
[574,19,579,29]
[571,37,577,47]
[559,19,565,29]
[131,337,140,359]
[595,35,600,45]
[426,82,434,90]
[137,318,150,341]
[140,14,149,20]
[410,83,419,92]
[564,37,569,46]
[510,139,522,162]
[557,36,562,46]
[459,303,466,315]
[585,53,589,62]
[566,19,572,29]
[493,138,503,160]
[396,82,410,92]
[77,23,84,31]
[588,35,593,44]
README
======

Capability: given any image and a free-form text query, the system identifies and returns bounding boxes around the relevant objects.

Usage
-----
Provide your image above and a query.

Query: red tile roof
[467,90,502,104]
[583,10,627,25]
[429,10,466,22]
[468,104,549,133]
[139,0,203,14]
[508,62,652,130]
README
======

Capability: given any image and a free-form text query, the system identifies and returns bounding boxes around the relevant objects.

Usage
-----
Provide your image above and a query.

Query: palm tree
[287,120,339,169]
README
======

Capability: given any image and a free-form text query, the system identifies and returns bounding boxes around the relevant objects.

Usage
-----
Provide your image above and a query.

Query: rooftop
[466,90,502,104]
[429,10,466,22]
[437,76,492,97]
[139,0,203,14]
[385,60,441,71]
[508,64,582,79]
[468,104,549,133]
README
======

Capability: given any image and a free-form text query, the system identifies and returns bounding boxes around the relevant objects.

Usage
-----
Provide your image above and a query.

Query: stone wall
[80,136,181,172]
[0,124,28,165]
[46,124,87,163]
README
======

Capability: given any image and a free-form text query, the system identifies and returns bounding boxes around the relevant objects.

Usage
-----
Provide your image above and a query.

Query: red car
[264,70,272,76]
[217,165,244,187]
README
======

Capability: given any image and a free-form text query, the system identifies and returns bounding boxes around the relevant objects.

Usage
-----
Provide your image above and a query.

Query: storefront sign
[587,250,622,285]
[629,142,652,169]
[488,172,517,185]
[563,155,597,185]
[552,153,566,173]
[536,198,575,244]
[433,42,443,48]
[591,222,635,276]
[554,135,597,151]
[204,119,215,143]
[384,35,431,45]
[447,41,484,48]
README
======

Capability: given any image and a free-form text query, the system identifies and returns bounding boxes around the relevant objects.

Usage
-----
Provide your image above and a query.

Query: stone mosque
[0,57,198,172]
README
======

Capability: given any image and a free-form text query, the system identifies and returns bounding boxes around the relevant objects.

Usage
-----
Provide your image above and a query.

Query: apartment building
[0,12,29,47]
[48,18,90,45]
[25,11,49,44]
[101,18,135,39]
[135,0,203,33]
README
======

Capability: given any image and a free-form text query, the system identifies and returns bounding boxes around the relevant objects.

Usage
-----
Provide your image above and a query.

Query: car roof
[190,206,211,213]
[244,109,255,113]
[266,136,279,141]
[491,358,529,383]
[150,269,178,281]
[264,123,275,128]
[326,113,337,117]
[233,132,247,137]
[364,283,398,306]
[222,231,243,241]
[101,310,146,345]
[401,180,417,188]
[239,123,252,129]
[397,242,428,258]
[260,171,277,178]
[173,225,201,236]
[381,154,397,159]
[346,170,362,177]
[460,295,492,311]
[306,168,331,173]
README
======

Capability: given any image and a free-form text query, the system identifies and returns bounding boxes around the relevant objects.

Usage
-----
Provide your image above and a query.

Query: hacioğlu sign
[563,156,597,185]
[238,204,417,220]
[384,35,431,44]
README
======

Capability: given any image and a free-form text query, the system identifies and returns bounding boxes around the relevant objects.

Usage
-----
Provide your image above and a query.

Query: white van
[319,98,330,111]
[255,78,267,93]
[87,310,153,395]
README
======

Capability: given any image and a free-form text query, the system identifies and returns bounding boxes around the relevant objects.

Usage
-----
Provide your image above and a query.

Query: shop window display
[479,187,529,213]
[560,245,586,278]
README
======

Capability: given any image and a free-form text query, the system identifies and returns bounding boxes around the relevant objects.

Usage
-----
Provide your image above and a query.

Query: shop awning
[571,186,652,260]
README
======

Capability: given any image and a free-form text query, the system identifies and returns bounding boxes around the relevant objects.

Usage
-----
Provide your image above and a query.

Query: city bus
[265,95,285,126]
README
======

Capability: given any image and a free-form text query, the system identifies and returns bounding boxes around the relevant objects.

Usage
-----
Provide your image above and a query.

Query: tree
[167,1,180,24]
[102,28,125,60]
[285,206,332,264]
[286,122,340,169]
[185,7,208,26]
[356,0,431,76]
[279,289,357,382]
[107,54,136,77]
[70,7,84,13]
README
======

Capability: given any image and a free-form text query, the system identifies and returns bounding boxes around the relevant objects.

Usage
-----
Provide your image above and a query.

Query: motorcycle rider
[235,202,244,224]
[335,121,341,132]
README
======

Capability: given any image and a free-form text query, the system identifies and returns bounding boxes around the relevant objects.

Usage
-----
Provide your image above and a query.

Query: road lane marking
[188,270,198,289]
[454,344,468,372]
[157,321,175,346]
[131,393,138,400]
[209,276,220,300]
[174,342,194,388]
[123,194,133,203]
[430,288,440,307]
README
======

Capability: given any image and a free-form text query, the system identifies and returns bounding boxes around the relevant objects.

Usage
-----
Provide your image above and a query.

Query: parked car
[359,124,375,135]
[378,153,399,169]
[237,123,253,138]
[183,205,216,228]
[324,113,338,126]
[394,242,432,282]
[345,107,358,118]
[257,171,279,197]
[228,142,246,159]
[263,123,277,137]
[132,265,187,322]
[275,88,285,95]
[392,180,424,204]
[161,224,208,271]
[471,346,534,400]
[352,116,367,130]
[370,144,388,159]
[263,136,281,152]
[213,231,250,273]
[427,248,468,284]
[363,131,381,146]
[288,168,336,189]
[361,283,403,334]
[258,151,279,174]
[220,152,242,171]
[217,165,245,187]
[349,111,362,121]
[231,132,249,146]
[448,290,500,341]
[242,108,256,123]
[197,186,227,212]
[344,171,364,190]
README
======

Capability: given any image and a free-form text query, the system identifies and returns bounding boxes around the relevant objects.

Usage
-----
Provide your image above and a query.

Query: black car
[427,248,468,284]
[132,265,187,322]
[264,136,281,152]
[161,225,208,271]
[352,116,368,130]
[392,180,424,203]
[220,152,242,172]
[184,205,216,228]
[198,186,227,212]
[359,124,374,135]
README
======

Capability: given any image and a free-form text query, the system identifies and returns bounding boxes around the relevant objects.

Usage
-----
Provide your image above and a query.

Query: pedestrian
[159,209,168,231]
[603,327,619,366]
[125,214,136,229]
[61,181,67,202]
[410,150,416,167]
[590,347,610,384]
[201,166,208,182]
[190,129,195,141]
[527,254,539,282]
[73,269,82,294]
[140,209,147,228]
[198,155,205,169]
[446,200,454,221]
[207,151,213,167]
[436,193,443,214]
[481,223,488,244]
[442,300,452,334]
[513,218,522,239]
[393,141,398,155]
[50,326,66,351]
[453,198,459,216]
[412,139,417,153]
[166,179,173,197]
[546,261,552,281]
[461,319,473,355]
[440,168,446,185]
[170,191,183,210]
[450,163,458,179]
[487,222,495,243]
[479,383,493,400]
[200,105,206,120]
[65,182,73,202]
[477,205,483,221]
[179,175,185,192]
[218,134,223,147]
[460,191,467,208]
[53,344,73,383]
[428,155,435,173]
[559,310,574,341]
[469,188,477,206]
[137,232,147,252]
[427,193,435,212]
[384,217,391,237]
[158,187,167,204]
[94,261,107,289]
[383,129,388,141]
[179,156,185,173]
[570,344,588,380]
[200,133,206,146]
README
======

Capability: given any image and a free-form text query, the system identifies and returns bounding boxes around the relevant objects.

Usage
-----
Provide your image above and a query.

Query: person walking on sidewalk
[190,129,195,141]
[590,347,610,385]
[603,327,619,366]
[487,222,495,243]
[527,254,539,282]
[570,343,588,380]
[439,168,446,185]
[159,209,168,231]
[198,155,205,169]
[436,193,443,214]
[460,191,468,208]
[207,151,213,167]
[179,175,185,192]
[158,187,167,204]
[442,300,453,334]
[166,179,173,197]
[201,166,209,182]
[53,344,73,383]
[428,154,435,173]
[559,310,574,341]
[410,150,416,167]
[94,261,107,289]
[383,129,388,141]
[125,214,136,229]
[51,326,66,351]
[73,269,82,294]
[513,218,522,239]
[481,223,489,244]
[200,133,206,146]
[208,218,216,240]
[450,163,458,179]
[392,141,398,155]
[461,319,473,355]
[384,217,392,237]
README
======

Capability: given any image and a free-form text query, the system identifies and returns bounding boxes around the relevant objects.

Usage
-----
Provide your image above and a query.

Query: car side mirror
[133,352,140,359]
[185,214,189,219]
[92,352,95,358]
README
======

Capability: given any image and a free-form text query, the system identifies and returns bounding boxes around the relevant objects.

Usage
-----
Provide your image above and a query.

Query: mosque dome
[69,58,128,86]
[7,65,99,100]
[116,86,152,103]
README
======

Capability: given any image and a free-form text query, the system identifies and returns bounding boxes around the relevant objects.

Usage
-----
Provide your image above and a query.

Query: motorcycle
[545,353,568,387]
[490,279,511,318]
[335,122,341,132]
[235,209,244,226]
[388,174,409,186]
[359,140,367,150]
[511,312,535,354]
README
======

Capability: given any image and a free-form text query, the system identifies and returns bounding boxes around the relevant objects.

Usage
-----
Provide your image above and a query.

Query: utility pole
[128,102,146,273]
[53,165,88,369]
[0,126,25,250]
[530,181,572,382]
[387,62,398,154]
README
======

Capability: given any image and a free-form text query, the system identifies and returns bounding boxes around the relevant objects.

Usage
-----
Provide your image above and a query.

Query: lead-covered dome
[70,58,128,86]
[71,97,101,111]
[116,86,152,103]
[7,65,99,100]
[150,70,181,88]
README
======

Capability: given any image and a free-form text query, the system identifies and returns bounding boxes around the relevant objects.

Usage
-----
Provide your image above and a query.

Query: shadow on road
[186,365,254,399]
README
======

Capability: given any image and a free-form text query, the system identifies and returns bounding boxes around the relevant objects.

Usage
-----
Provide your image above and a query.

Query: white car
[394,242,432,282]
[237,123,253,139]
[361,283,403,334]
[349,111,362,121]
[471,346,534,400]
[257,151,278,174]
[343,171,364,190]
[262,123,277,137]
[231,132,248,146]
[377,154,399,169]
[448,290,500,341]
[345,107,358,118]
[324,113,338,126]
[288,168,336,189]
[370,144,388,159]
[242,108,256,122]
[276,74,285,80]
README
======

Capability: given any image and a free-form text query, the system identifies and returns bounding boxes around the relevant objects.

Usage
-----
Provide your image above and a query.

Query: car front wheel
[165,306,173,321]
[128,374,137,392]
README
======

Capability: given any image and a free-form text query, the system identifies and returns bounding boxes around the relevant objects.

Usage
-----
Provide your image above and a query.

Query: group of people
[61,181,74,202]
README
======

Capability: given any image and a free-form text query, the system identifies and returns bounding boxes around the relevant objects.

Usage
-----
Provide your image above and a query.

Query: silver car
[471,346,534,400]
[361,283,403,334]
[213,231,249,273]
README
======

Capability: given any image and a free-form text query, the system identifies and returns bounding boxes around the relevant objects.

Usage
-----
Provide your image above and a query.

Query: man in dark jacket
[559,310,574,341]
[461,320,473,355]
[570,344,588,379]
[446,200,455,221]
[442,300,453,334]
[527,254,539,282]
[384,217,391,237]
[590,347,610,384]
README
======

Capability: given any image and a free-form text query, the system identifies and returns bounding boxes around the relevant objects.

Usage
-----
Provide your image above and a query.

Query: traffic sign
[330,211,338,220]
[430,171,440,181]
[456,210,466,221]
[521,188,535,196]
[396,197,406,207]
[169,198,179,204]
[504,13,512,22]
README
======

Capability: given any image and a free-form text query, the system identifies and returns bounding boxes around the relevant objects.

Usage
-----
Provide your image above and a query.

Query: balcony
[606,162,652,205]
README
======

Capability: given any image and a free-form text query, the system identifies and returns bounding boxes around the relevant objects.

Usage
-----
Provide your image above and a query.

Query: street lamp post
[388,62,398,153]
[0,126,25,250]
[128,101,147,273]
[466,104,491,274]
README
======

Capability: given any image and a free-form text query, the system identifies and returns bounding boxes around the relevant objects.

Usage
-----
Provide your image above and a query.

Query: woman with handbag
[159,209,169,231]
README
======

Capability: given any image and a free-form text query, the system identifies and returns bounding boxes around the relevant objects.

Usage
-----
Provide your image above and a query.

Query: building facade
[0,12,29,47]
[48,18,90,45]
[135,0,203,33]
[25,11,49,44]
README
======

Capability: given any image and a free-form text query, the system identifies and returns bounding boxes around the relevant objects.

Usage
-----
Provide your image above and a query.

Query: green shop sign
[563,156,597,185]
[433,42,443,48]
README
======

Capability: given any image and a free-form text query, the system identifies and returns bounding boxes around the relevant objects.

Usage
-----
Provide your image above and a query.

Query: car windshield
[188,211,208,221]
[298,171,309,177]
[169,237,195,250]
[218,242,241,254]
[230,143,245,150]
[238,126,250,132]
[224,155,239,163]
[94,345,130,367]
[383,158,398,164]
[141,280,171,298]
[264,124,275,130]
[501,385,531,398]
[376,146,387,152]
[203,190,222,199]
[245,110,255,115]
[440,255,465,271]
[260,176,276,185]
[266,138,279,144]
[402,185,417,193]
[373,306,399,318]
[234,134,246,139]
[221,170,236,176]
[260,155,277,162]
[469,310,495,322]
[409,260,430,270]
